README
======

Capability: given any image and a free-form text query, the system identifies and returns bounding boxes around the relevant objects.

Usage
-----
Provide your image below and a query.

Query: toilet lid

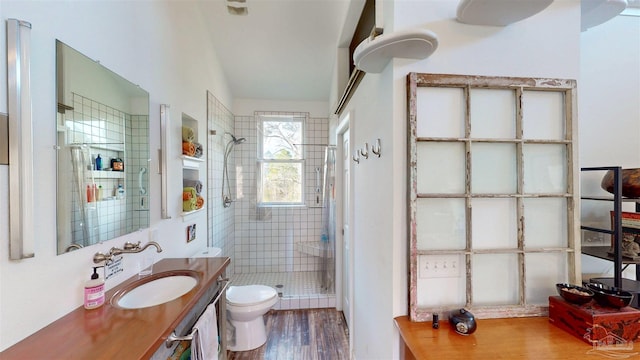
[226,285,277,306]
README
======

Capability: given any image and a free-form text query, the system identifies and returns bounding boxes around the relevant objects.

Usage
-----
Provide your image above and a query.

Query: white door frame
[335,110,353,354]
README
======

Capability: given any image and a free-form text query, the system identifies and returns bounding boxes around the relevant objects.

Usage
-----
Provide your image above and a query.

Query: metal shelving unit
[581,166,640,307]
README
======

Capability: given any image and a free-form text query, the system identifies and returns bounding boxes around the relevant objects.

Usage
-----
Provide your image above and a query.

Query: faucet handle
[93,252,112,265]
[123,241,141,250]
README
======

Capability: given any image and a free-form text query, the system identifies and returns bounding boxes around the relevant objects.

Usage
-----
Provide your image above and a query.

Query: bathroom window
[407,73,578,321]
[257,112,306,206]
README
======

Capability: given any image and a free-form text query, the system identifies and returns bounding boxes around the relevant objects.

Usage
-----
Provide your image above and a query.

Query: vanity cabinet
[0,258,230,359]
[581,166,640,307]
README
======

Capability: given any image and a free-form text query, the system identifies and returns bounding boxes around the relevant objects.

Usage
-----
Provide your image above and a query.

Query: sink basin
[111,270,199,309]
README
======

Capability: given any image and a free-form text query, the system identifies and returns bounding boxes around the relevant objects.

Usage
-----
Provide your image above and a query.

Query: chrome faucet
[93,241,163,264]
[110,241,163,256]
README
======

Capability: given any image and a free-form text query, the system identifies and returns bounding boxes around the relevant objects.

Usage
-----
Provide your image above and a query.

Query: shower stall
[206,92,335,310]
[66,145,100,248]
[319,146,336,293]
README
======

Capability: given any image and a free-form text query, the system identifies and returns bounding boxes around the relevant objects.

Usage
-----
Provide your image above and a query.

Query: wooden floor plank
[227,309,349,360]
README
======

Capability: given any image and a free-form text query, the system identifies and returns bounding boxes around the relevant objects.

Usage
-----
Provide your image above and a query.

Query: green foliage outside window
[258,114,305,205]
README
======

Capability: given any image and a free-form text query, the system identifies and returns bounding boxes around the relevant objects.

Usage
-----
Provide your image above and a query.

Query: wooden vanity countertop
[0,257,230,360]
[395,315,602,360]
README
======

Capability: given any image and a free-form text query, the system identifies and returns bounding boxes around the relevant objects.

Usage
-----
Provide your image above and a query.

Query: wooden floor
[227,309,349,360]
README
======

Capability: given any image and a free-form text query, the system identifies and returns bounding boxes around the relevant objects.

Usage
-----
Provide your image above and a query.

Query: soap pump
[84,266,105,310]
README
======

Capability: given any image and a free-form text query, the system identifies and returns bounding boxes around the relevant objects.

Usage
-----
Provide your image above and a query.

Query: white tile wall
[67,94,149,244]
[232,112,330,275]
[206,94,334,302]
[206,92,236,273]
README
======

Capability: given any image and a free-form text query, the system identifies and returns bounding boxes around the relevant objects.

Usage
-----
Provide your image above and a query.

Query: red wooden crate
[548,296,640,344]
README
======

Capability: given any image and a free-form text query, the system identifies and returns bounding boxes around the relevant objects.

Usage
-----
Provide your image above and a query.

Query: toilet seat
[227,285,277,307]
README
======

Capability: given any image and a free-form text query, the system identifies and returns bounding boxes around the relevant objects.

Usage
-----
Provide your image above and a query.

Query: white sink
[112,271,199,309]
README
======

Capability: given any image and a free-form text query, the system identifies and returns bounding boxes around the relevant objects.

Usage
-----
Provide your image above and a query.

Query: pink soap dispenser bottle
[84,267,105,309]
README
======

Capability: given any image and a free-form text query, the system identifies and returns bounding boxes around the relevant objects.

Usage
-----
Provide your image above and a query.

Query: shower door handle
[138,167,147,195]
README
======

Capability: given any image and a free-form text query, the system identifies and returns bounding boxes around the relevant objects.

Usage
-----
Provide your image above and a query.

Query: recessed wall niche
[407,73,578,321]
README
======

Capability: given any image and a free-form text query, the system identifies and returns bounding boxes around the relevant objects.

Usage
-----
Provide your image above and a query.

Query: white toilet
[226,285,279,351]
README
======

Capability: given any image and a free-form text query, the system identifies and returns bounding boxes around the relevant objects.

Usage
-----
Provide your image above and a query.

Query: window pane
[470,89,515,139]
[525,253,567,305]
[471,198,517,249]
[416,87,465,138]
[471,143,517,193]
[523,198,567,248]
[416,198,466,250]
[417,255,466,308]
[523,144,567,194]
[417,142,465,194]
[522,90,565,140]
[472,253,519,306]
[261,162,302,203]
[261,119,303,160]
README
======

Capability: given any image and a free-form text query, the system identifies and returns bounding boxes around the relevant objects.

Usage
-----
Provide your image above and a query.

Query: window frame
[256,112,307,207]
[407,73,579,321]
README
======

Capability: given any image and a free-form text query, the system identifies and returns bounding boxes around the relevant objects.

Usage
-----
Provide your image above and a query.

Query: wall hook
[353,151,360,164]
[360,143,369,159]
[372,138,381,157]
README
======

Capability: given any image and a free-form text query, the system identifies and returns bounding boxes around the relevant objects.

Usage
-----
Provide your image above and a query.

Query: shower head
[222,132,245,208]
[225,132,246,144]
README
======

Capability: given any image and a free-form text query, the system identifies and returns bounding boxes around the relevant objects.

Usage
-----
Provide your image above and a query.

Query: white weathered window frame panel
[407,73,579,321]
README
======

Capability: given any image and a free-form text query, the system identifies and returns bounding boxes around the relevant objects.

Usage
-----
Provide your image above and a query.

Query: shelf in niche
[181,155,204,169]
[181,207,204,220]
[88,170,125,179]
[87,143,125,152]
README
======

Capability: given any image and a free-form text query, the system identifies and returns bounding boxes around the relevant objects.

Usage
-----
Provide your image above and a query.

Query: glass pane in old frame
[471,198,517,249]
[471,143,517,194]
[416,87,465,138]
[522,90,565,140]
[416,198,466,250]
[523,198,568,248]
[524,252,568,305]
[469,89,515,139]
[472,253,519,306]
[417,254,466,308]
[417,142,465,194]
[523,144,567,194]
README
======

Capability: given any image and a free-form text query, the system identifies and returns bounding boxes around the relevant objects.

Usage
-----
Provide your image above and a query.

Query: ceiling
[199,0,358,103]
[199,0,637,103]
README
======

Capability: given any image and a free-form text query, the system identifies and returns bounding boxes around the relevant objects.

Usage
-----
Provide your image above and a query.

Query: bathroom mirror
[55,40,150,254]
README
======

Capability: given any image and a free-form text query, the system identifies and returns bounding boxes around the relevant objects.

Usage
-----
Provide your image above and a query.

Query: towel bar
[165,278,230,347]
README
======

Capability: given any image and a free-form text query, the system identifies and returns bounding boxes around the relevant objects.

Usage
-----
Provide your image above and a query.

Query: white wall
[578,13,640,278]
[233,98,329,118]
[0,0,636,355]
[0,1,231,350]
[341,1,581,358]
